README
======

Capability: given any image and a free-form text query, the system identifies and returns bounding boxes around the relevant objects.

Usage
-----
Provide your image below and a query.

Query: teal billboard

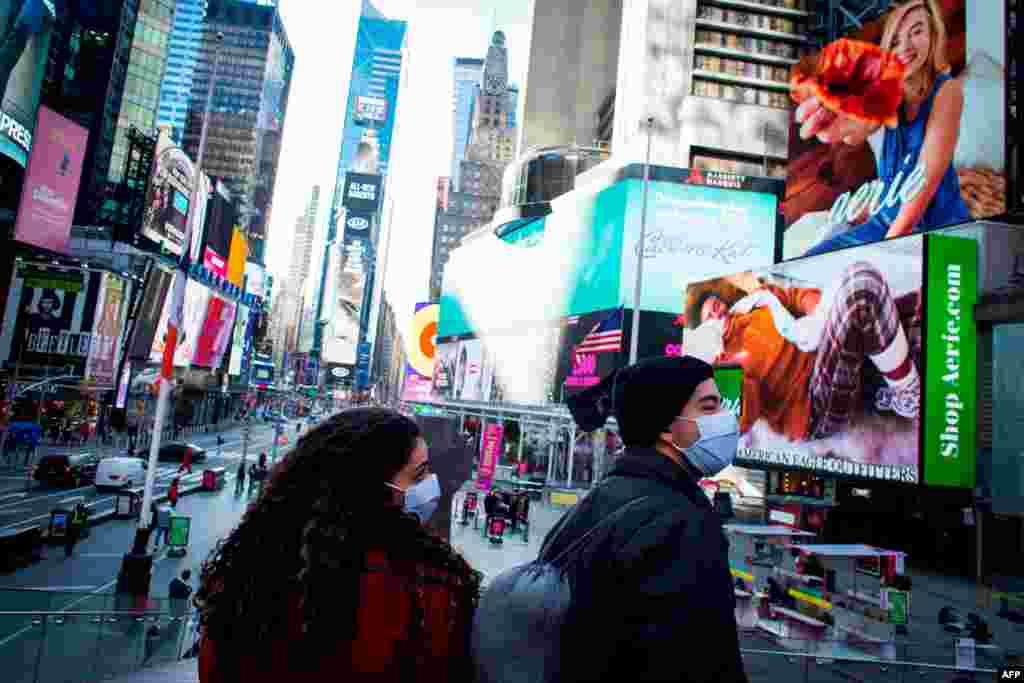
[438,170,780,340]
[0,0,54,167]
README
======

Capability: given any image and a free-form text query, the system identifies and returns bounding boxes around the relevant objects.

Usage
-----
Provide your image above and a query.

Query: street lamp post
[628,116,654,366]
[118,32,224,594]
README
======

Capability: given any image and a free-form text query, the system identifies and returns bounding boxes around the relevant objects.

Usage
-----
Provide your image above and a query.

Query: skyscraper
[318,0,407,381]
[428,31,518,300]
[108,0,177,184]
[451,57,484,193]
[159,0,208,145]
[184,0,295,266]
[288,185,321,289]
[518,0,806,176]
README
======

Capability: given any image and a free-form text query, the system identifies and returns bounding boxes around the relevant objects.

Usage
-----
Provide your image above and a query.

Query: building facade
[158,0,208,145]
[183,0,295,266]
[450,57,484,193]
[428,31,518,301]
[108,0,176,184]
[519,0,809,176]
[319,0,407,382]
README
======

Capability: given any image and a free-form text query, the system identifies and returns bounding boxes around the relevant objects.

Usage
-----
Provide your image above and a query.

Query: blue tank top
[862,72,970,234]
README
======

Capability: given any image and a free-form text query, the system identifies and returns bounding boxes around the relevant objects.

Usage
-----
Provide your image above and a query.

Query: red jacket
[199,550,474,683]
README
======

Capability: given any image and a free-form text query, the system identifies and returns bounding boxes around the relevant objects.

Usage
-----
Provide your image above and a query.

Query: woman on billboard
[795,0,970,256]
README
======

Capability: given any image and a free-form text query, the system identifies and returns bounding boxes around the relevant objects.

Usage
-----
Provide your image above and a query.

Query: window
[691,148,786,179]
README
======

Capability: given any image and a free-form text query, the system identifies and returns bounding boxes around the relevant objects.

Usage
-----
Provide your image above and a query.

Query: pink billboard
[193,296,236,368]
[13,107,89,255]
[476,422,504,491]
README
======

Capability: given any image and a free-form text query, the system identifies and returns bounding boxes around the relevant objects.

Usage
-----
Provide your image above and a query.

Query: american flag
[575,308,624,355]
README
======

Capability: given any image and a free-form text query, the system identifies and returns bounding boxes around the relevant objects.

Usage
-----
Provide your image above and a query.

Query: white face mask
[386,473,441,523]
[670,412,740,477]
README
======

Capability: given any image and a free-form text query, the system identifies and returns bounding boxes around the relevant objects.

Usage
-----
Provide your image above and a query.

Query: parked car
[157,443,207,463]
[95,457,148,490]
[33,453,100,489]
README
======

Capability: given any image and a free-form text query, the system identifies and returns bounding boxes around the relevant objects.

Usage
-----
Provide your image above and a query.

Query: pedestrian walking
[476,356,748,683]
[194,407,479,682]
[169,569,193,605]
[168,477,180,509]
[64,503,89,557]
[151,503,171,549]
[235,461,246,493]
[178,447,193,475]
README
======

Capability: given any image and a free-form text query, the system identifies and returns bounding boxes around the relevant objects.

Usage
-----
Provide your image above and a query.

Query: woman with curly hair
[195,407,481,682]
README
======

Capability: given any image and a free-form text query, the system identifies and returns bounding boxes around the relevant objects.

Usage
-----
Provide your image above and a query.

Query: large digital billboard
[203,183,234,278]
[127,266,172,360]
[13,106,88,254]
[0,0,53,168]
[784,0,1008,260]
[682,231,978,487]
[439,168,781,339]
[84,273,128,387]
[193,295,236,369]
[401,302,437,401]
[141,129,195,256]
[684,237,926,483]
[0,265,110,376]
[228,303,250,377]
[150,274,209,368]
[336,12,405,177]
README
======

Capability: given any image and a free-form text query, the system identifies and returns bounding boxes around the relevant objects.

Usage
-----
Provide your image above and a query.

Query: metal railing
[736,632,1012,682]
[0,589,201,683]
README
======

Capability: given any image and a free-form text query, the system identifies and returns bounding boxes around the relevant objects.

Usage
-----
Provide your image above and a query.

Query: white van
[95,457,147,490]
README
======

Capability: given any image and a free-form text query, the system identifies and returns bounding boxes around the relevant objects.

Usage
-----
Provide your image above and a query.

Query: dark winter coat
[539,448,747,683]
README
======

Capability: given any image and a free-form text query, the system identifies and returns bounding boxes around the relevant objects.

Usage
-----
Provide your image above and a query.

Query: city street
[0,418,301,593]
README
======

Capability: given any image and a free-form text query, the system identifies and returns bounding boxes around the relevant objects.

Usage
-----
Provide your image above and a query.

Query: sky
[267,0,532,342]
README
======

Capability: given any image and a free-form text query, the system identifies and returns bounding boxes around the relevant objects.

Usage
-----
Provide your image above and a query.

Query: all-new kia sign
[345,213,371,233]
[341,172,382,213]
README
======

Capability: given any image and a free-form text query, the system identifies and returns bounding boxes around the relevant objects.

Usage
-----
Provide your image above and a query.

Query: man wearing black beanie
[540,355,748,683]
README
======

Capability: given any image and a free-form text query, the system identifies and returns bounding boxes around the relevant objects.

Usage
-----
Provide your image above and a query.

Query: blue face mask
[671,412,740,477]
[387,474,442,523]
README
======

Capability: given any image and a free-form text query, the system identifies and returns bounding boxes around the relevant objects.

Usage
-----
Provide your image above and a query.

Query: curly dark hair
[194,407,481,675]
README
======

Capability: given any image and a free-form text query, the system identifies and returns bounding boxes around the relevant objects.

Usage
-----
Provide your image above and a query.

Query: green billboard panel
[923,235,977,488]
[714,364,743,421]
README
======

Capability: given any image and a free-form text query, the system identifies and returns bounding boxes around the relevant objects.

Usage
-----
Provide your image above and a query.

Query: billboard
[683,235,927,483]
[193,295,236,369]
[127,266,172,360]
[150,275,209,368]
[354,95,388,126]
[783,0,1007,260]
[12,106,88,254]
[341,172,382,213]
[226,229,247,286]
[922,234,977,487]
[141,129,195,256]
[440,170,781,337]
[401,302,438,401]
[202,183,234,278]
[0,265,109,376]
[324,220,372,366]
[244,262,266,299]
[84,273,128,387]
[0,0,53,167]
[228,304,250,377]
[336,12,404,176]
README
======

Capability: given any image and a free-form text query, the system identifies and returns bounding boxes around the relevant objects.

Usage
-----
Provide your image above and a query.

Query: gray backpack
[472,496,649,683]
